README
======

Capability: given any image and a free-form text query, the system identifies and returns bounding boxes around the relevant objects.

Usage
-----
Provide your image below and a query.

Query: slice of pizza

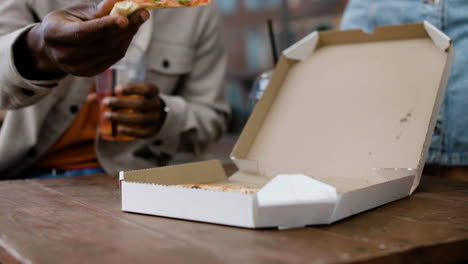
[111,0,211,16]
[175,184,259,194]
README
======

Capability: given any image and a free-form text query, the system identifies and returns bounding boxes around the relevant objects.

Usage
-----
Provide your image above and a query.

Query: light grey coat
[0,0,229,179]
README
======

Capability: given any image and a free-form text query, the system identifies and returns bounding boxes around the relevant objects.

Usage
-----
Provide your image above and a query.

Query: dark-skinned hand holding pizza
[16,0,150,79]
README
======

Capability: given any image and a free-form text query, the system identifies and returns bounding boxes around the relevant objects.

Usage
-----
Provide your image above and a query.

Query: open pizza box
[120,22,453,229]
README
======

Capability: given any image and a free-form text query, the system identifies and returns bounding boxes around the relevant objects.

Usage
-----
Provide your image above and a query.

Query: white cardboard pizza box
[120,22,453,229]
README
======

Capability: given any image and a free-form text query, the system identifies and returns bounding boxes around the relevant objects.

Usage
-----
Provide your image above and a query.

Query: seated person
[341,0,468,180]
[0,0,229,179]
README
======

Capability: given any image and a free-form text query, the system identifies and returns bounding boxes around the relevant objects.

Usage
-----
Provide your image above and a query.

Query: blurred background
[205,0,348,162]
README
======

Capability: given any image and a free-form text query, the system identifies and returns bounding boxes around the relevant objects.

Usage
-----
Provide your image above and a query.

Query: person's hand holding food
[15,0,150,79]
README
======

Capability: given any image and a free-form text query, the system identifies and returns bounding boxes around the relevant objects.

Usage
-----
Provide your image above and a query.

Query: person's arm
[0,0,149,109]
[0,0,54,109]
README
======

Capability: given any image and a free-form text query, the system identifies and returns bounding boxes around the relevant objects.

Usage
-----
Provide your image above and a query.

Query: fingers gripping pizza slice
[111,0,211,16]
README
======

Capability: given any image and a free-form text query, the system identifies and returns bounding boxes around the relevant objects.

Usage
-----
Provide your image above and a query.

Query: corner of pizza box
[410,42,454,194]
[229,56,298,175]
[119,171,125,183]
[121,178,259,228]
[251,170,417,228]
[314,22,449,51]
[121,159,227,186]
[423,21,452,51]
[231,157,259,174]
[228,58,292,171]
[250,171,413,227]
[330,173,416,223]
[119,171,125,191]
[251,174,338,227]
[246,166,419,227]
[282,31,320,61]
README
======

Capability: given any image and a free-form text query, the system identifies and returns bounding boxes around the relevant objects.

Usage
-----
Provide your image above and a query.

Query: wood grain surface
[0,164,466,264]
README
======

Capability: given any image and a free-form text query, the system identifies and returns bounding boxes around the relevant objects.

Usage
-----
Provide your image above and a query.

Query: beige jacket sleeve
[0,0,62,109]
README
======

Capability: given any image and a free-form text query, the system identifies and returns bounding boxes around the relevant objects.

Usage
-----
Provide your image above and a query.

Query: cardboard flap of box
[254,174,338,227]
[257,174,338,206]
[282,31,320,61]
[282,22,451,61]
[231,22,453,194]
[423,21,451,51]
[121,160,227,185]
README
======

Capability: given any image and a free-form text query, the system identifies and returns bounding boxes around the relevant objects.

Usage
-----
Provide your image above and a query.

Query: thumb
[95,0,123,18]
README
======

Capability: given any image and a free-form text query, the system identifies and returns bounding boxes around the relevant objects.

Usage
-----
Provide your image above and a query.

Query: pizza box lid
[120,22,453,229]
[231,21,452,195]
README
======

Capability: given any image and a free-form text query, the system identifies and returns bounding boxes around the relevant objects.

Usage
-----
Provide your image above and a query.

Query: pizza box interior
[120,22,453,229]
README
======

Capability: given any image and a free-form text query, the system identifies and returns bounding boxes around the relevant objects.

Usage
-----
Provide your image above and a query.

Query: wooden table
[0,165,467,264]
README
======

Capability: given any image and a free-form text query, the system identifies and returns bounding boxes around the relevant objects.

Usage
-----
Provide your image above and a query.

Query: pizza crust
[110,1,154,16]
[175,184,259,194]
[111,0,211,16]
